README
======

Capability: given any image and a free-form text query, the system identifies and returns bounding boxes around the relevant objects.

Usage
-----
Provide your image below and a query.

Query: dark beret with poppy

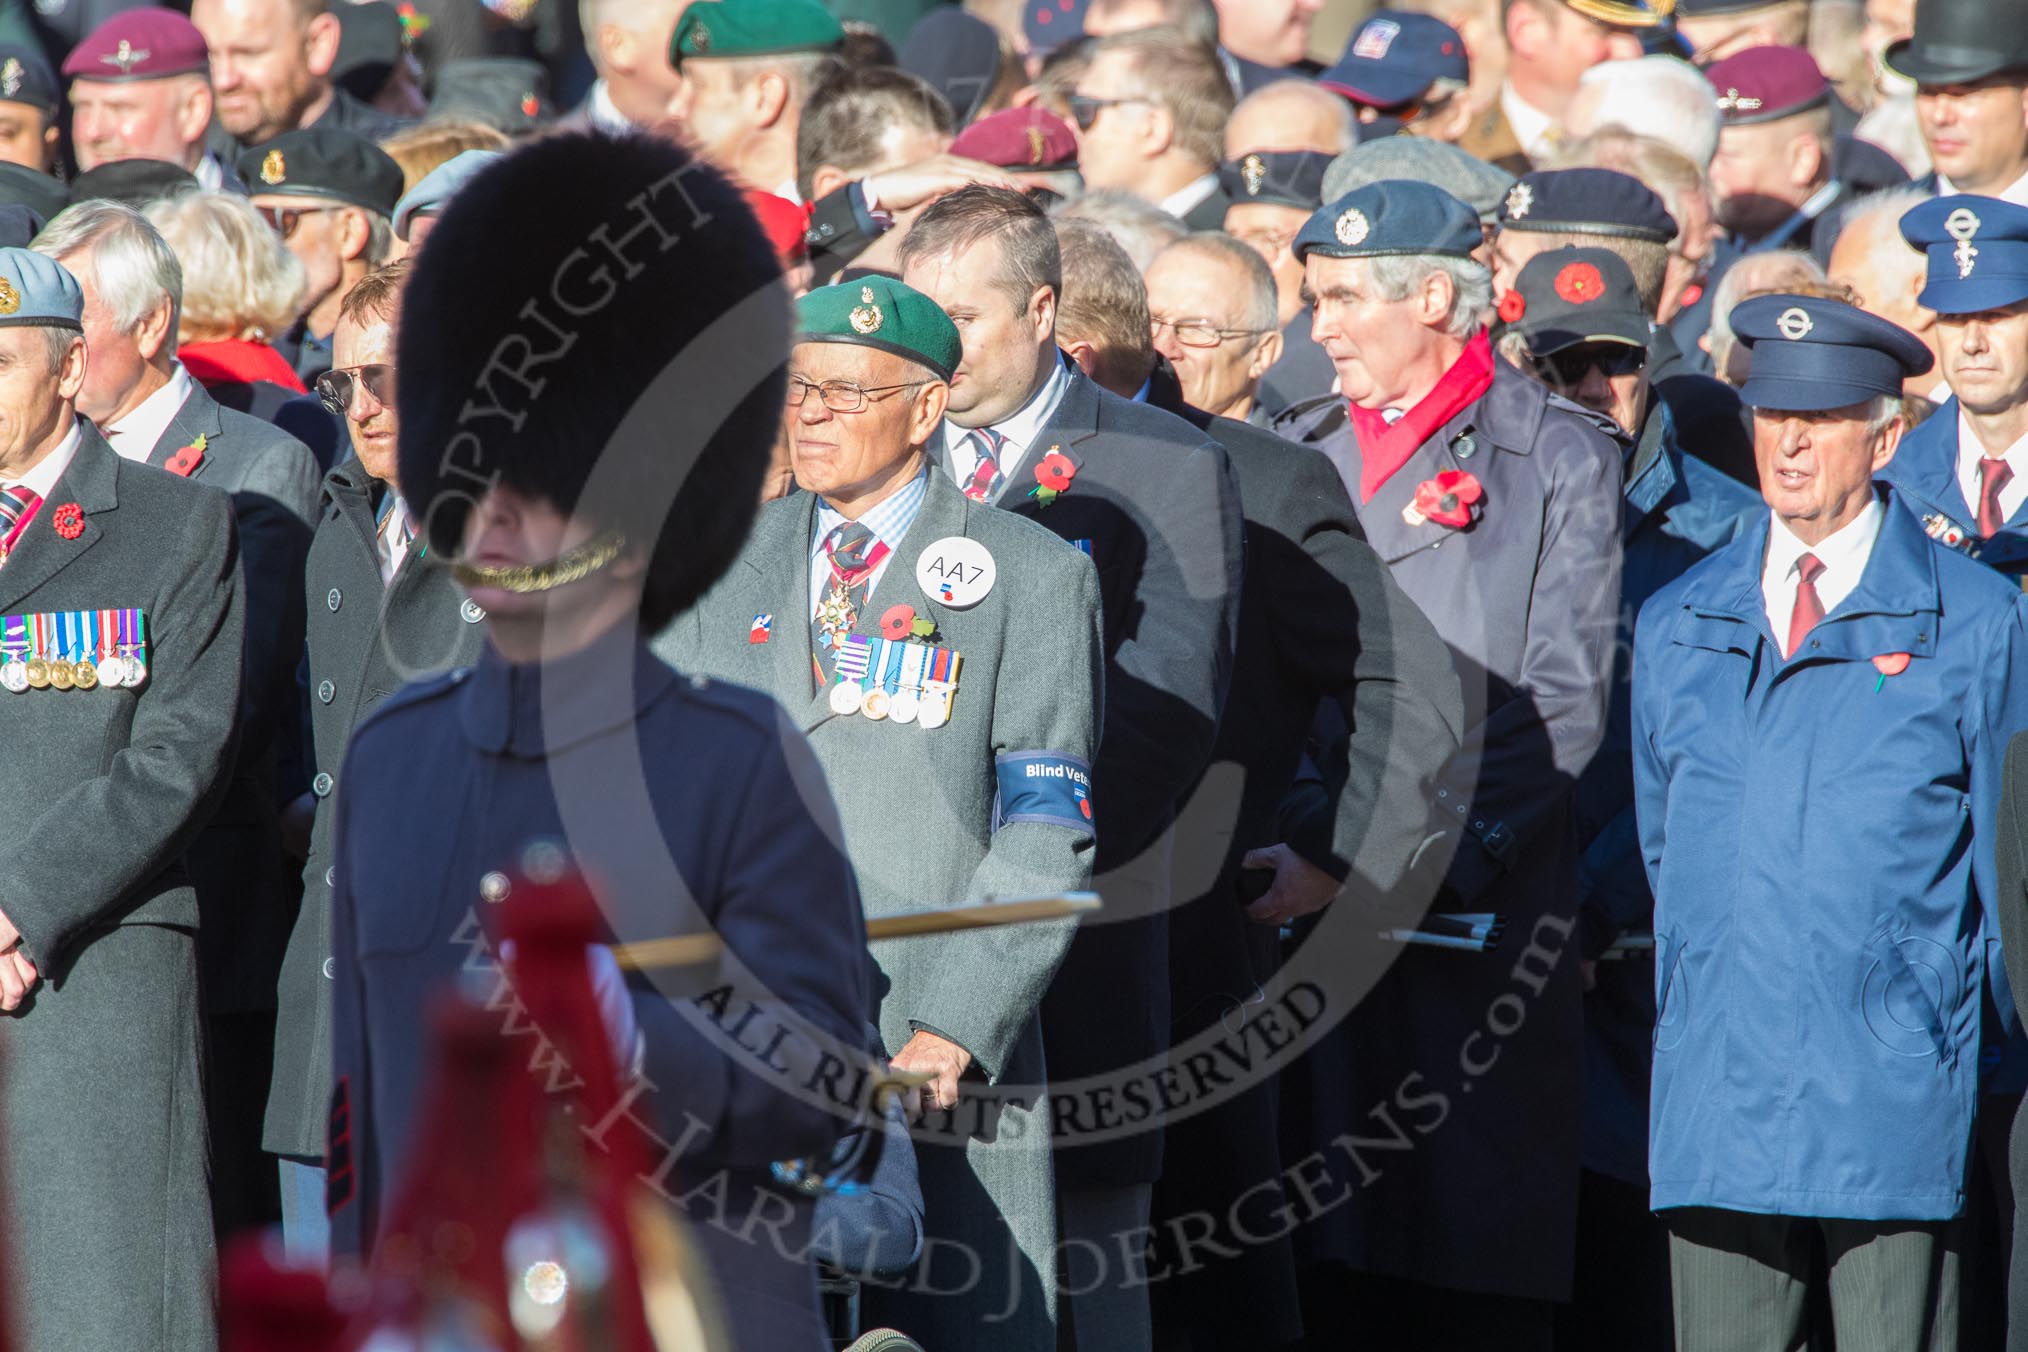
[396,133,791,632]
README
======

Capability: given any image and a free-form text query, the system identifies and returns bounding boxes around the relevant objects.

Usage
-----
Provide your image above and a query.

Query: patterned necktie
[963,428,1004,501]
[1786,552,1826,657]
[1979,456,2013,538]
[811,520,880,681]
[0,484,41,562]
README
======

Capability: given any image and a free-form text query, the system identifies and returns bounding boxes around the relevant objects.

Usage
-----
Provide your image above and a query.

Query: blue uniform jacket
[1576,403,1761,1185]
[1878,395,2028,578]
[1633,490,2028,1220]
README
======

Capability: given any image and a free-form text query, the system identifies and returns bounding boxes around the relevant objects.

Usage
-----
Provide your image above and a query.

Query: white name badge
[916,536,996,609]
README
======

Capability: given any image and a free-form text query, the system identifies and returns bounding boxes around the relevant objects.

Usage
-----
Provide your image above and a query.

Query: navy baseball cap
[1318,11,1469,108]
[1732,294,1932,411]
[1498,167,1679,244]
[1219,149,1334,212]
[1296,180,1481,262]
[1899,195,2028,315]
[1508,247,1651,352]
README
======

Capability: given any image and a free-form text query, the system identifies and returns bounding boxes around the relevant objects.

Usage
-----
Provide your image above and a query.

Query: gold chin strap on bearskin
[448,529,628,594]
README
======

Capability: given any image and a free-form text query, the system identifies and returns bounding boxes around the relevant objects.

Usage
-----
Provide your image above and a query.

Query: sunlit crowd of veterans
[9,0,2028,1347]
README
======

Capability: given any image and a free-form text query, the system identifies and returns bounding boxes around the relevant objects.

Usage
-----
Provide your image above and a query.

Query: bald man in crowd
[563,0,684,134]
[192,0,405,147]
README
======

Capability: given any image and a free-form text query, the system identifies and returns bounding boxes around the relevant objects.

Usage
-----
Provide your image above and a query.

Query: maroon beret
[949,107,1078,172]
[64,10,210,82]
[1705,44,1829,126]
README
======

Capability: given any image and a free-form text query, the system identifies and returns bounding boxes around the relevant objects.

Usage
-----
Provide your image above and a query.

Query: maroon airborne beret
[63,10,210,82]
[949,107,1079,173]
[1705,44,1830,127]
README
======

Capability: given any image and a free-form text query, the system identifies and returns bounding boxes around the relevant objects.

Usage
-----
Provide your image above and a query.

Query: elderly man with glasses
[658,274,1103,1352]
[1144,230,1285,426]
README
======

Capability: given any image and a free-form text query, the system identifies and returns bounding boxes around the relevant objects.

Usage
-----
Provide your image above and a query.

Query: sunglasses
[1537,343,1647,386]
[1066,94,1152,131]
[316,363,396,415]
[257,203,338,240]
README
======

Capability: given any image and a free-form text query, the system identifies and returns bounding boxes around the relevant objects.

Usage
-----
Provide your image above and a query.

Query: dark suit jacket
[1180,182,1232,231]
[141,382,321,1011]
[972,366,1243,1185]
[1144,367,1463,1343]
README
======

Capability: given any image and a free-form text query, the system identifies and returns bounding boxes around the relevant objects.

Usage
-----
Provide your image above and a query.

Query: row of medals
[1,649,147,692]
[828,673,958,727]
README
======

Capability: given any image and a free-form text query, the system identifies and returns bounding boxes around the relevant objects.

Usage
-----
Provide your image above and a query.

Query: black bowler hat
[1885,0,2028,85]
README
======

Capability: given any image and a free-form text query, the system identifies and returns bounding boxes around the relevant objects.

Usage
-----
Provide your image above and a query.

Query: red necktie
[1979,456,2013,537]
[1786,552,1825,657]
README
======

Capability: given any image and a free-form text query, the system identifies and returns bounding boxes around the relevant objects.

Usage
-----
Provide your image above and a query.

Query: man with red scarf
[1267,180,1624,1349]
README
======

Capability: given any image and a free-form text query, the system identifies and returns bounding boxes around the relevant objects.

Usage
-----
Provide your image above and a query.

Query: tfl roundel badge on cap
[1777,306,1813,340]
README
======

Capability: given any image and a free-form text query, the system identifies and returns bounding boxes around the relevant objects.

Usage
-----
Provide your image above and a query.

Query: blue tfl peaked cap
[1731,294,1932,412]
[1899,194,2028,314]
[1295,180,1481,262]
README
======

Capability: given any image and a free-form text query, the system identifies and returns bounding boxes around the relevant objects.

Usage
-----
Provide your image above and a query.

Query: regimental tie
[1786,552,1825,658]
[1979,456,2013,539]
[811,520,889,686]
[377,494,415,585]
[0,484,41,565]
[963,427,1005,501]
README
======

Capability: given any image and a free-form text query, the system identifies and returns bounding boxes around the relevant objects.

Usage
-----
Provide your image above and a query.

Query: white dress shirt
[1499,82,1558,163]
[1939,165,2028,208]
[103,363,196,463]
[1158,172,1220,222]
[941,356,1074,497]
[1762,497,1884,654]
[6,421,81,504]
[808,466,929,619]
[1955,406,2028,524]
[585,79,636,135]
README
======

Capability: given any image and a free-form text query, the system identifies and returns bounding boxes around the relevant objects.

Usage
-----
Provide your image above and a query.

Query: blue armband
[993,751,1095,835]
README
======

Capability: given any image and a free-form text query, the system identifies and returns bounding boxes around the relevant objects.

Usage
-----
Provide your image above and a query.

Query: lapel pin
[748,613,772,644]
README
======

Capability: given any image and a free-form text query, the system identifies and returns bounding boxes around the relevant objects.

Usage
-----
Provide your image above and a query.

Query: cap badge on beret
[2,60,23,99]
[1714,87,1762,115]
[691,21,710,52]
[0,278,21,317]
[1026,126,1047,166]
[1335,208,1371,247]
[1777,306,1813,340]
[1242,153,1266,196]
[1505,182,1533,221]
[1554,261,1605,304]
[849,285,883,335]
[100,39,148,75]
[260,150,285,186]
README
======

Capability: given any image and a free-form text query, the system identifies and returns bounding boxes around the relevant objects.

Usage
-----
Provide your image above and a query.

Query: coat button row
[461,599,486,623]
[480,871,511,904]
[312,772,334,797]
[317,680,335,704]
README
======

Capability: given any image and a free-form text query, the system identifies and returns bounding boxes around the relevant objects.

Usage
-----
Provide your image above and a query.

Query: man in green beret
[666,0,843,200]
[657,275,1104,1350]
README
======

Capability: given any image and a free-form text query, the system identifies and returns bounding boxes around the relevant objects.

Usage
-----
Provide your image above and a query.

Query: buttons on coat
[461,599,485,624]
[480,871,511,904]
[327,588,342,612]
[312,772,334,797]
[321,958,335,980]
[325,867,336,887]
[317,680,335,704]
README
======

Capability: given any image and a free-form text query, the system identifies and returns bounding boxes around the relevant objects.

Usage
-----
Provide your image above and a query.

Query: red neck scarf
[1349,329,1494,503]
[178,339,308,394]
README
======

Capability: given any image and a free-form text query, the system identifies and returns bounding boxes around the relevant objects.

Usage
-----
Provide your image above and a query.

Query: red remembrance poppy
[880,604,916,640]
[51,502,83,539]
[1872,653,1910,677]
[1035,451,1076,493]
[1496,290,1527,324]
[1554,261,1605,305]
[1410,470,1483,530]
[166,443,204,476]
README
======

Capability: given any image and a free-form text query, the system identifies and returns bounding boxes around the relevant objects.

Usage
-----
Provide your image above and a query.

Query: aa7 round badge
[916,537,995,609]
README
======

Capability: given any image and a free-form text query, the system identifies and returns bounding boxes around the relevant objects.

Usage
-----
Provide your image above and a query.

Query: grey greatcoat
[0,427,244,1352]
[264,456,487,1157]
[657,471,1104,1350]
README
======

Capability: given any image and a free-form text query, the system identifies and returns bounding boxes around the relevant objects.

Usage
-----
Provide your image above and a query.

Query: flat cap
[239,128,404,216]
[1296,180,1481,262]
[1731,293,1932,411]
[797,275,960,380]
[427,57,552,134]
[950,107,1077,171]
[63,10,208,82]
[1498,167,1678,243]
[0,247,81,329]
[1324,137,1514,222]
[672,0,843,62]
[1318,11,1468,108]
[71,158,198,206]
[1219,149,1333,212]
[1505,246,1650,352]
[1705,45,1828,125]
[1900,194,2028,314]
[393,149,501,239]
[0,47,56,115]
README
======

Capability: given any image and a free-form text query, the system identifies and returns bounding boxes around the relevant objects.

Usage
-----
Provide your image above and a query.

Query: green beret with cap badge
[795,276,961,382]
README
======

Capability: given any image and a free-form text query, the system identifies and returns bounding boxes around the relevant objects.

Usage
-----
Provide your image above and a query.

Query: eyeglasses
[316,363,396,415]
[1536,343,1647,386]
[1150,315,1270,349]
[257,204,338,240]
[1067,94,1152,131]
[786,376,929,413]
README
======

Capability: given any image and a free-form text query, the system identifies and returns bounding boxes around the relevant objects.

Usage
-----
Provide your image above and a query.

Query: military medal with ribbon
[0,613,25,692]
[827,635,874,716]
